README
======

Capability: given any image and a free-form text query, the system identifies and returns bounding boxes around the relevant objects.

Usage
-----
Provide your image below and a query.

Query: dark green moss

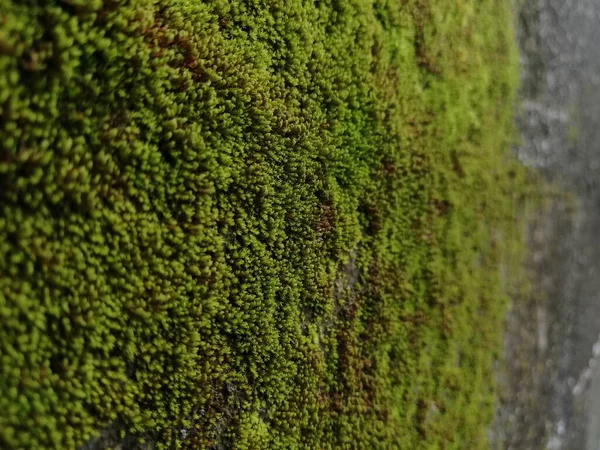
[0,0,525,448]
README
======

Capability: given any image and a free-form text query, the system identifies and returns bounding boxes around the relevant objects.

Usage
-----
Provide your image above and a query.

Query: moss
[0,0,526,448]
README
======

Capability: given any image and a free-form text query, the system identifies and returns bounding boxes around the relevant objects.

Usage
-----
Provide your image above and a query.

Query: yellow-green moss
[0,0,525,448]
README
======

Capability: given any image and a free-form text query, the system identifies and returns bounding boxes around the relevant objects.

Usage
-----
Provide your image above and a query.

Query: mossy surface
[0,0,525,448]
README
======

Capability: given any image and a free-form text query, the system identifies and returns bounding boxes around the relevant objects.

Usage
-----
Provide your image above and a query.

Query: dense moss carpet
[0,0,526,448]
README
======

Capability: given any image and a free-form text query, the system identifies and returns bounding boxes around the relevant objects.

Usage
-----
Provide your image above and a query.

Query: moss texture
[0,0,525,448]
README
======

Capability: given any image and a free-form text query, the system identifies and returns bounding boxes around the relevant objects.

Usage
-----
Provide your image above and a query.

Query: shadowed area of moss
[0,0,526,448]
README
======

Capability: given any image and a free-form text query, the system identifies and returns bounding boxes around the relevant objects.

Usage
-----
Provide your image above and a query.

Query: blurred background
[491,1,600,449]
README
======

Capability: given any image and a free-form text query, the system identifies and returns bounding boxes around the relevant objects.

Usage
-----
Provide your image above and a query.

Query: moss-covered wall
[0,0,525,448]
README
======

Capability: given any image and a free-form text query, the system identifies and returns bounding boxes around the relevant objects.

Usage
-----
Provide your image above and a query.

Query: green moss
[0,0,526,448]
